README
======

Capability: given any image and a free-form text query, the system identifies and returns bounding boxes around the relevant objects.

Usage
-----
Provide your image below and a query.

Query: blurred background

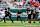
[0,0,40,21]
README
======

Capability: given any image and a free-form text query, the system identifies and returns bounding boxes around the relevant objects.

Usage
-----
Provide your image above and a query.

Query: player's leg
[31,18,33,21]
[33,18,35,23]
[9,16,13,23]
[0,15,2,22]
[2,18,4,23]
[24,18,28,22]
[20,18,22,22]
[38,17,40,23]
[3,17,6,23]
[28,19,31,23]
[28,19,29,23]
[23,18,29,23]
[19,16,22,22]
[30,19,31,23]
[39,19,40,23]
[33,14,35,23]
[3,15,7,23]
[28,14,31,23]
[28,15,30,23]
[17,16,19,21]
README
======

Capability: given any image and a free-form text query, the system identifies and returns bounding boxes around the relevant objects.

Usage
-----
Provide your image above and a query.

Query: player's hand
[21,13,23,15]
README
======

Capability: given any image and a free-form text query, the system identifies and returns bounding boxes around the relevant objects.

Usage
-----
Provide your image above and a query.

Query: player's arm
[21,13,23,15]
[26,11,27,13]
[32,10,35,14]
[9,12,11,16]
[21,12,23,15]
[32,11,34,14]
[16,12,18,16]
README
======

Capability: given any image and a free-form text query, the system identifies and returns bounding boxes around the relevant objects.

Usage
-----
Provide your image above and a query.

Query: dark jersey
[32,9,36,14]
[5,11,11,16]
[17,11,22,14]
[5,11,10,15]
[27,10,32,15]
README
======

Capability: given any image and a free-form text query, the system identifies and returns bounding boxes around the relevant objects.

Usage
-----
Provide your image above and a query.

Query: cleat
[12,20,13,23]
[29,22,31,23]
[3,21,6,23]
[33,22,35,23]
[22,21,25,23]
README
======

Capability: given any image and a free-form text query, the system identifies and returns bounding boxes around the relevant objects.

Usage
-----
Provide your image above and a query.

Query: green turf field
[0,21,40,27]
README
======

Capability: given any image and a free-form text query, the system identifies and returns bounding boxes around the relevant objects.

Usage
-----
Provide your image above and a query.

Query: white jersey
[0,8,5,18]
[0,11,5,18]
[28,11,31,14]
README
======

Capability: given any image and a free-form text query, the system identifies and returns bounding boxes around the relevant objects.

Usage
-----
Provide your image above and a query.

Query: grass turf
[0,21,40,27]
[0,21,40,25]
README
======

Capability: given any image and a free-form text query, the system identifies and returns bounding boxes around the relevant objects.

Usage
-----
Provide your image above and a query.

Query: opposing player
[3,7,13,23]
[24,2,32,23]
[31,6,36,23]
[16,10,23,23]
[24,8,32,23]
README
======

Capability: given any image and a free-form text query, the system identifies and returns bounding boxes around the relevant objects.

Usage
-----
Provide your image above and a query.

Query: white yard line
[0,25,40,26]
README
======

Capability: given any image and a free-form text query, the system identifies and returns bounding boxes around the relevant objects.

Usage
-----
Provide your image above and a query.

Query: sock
[9,18,13,21]
[20,19,22,22]
[3,20,4,23]
[9,18,13,23]
[3,17,5,22]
